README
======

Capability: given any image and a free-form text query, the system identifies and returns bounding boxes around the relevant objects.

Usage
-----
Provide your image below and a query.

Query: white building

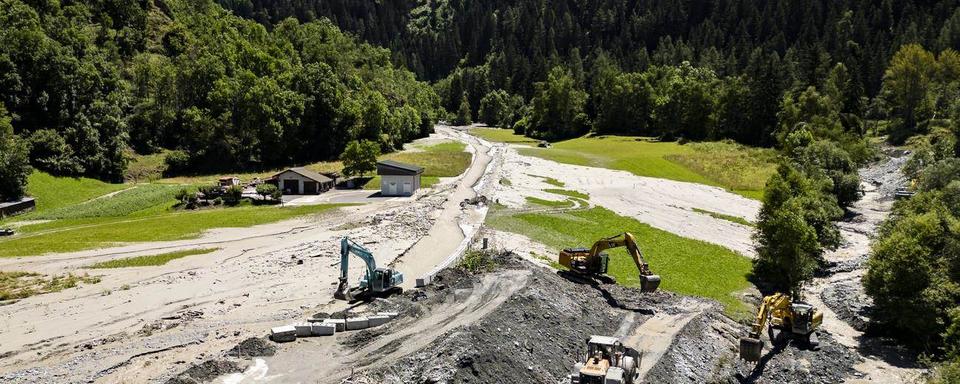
[377,160,424,196]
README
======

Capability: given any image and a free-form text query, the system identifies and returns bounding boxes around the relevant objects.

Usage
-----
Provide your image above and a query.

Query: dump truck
[739,292,823,362]
[334,237,404,301]
[570,335,640,384]
[559,232,661,292]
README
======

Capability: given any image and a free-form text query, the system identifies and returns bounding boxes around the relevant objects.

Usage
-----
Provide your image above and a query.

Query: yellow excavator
[559,233,661,292]
[739,292,823,362]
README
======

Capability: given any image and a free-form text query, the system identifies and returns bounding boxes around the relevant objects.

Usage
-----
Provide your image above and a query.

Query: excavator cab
[739,293,823,362]
[360,267,404,293]
[560,248,609,274]
[571,336,638,384]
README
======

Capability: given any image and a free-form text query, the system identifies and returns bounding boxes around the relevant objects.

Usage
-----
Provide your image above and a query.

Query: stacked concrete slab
[269,312,399,343]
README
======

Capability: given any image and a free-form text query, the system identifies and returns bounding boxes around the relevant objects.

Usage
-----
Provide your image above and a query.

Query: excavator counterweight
[559,233,661,292]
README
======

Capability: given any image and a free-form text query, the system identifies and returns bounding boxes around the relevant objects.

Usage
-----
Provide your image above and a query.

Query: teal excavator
[334,237,404,301]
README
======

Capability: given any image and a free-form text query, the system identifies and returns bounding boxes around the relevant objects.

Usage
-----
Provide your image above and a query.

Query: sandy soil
[0,126,490,383]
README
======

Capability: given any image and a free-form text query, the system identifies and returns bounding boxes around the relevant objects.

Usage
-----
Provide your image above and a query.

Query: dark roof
[273,167,334,183]
[377,160,424,175]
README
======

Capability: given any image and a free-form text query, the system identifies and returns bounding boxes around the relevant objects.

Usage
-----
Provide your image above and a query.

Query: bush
[256,183,280,201]
[341,140,380,177]
[223,185,243,206]
[458,249,499,273]
[164,150,191,176]
[198,185,222,199]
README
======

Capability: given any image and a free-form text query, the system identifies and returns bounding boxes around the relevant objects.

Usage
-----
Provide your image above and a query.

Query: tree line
[0,0,439,200]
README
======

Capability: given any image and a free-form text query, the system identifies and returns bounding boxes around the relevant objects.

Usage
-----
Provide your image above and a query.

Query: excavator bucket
[334,278,351,301]
[739,337,763,362]
[640,274,661,293]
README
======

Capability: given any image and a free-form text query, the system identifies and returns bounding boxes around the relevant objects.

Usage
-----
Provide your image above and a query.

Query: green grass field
[0,204,348,257]
[487,206,752,316]
[30,184,181,220]
[528,174,565,187]
[472,129,777,199]
[88,248,219,269]
[21,172,129,215]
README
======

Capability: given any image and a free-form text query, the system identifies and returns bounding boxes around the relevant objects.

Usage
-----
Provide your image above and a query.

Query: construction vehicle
[739,292,823,362]
[334,237,404,301]
[570,335,640,384]
[559,233,661,292]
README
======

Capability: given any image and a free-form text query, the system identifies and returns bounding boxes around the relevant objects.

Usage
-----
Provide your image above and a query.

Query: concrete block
[345,316,369,331]
[322,318,346,332]
[270,325,296,343]
[311,323,336,336]
[376,311,399,319]
[294,323,313,337]
[368,315,390,327]
[416,275,431,287]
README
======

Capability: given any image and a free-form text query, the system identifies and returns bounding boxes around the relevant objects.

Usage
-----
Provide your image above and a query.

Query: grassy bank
[487,206,752,317]
[0,204,348,257]
[88,248,219,269]
[22,172,129,215]
[0,271,101,301]
[472,129,777,199]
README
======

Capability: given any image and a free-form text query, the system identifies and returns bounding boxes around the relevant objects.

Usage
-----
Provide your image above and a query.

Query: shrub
[223,185,243,205]
[163,150,191,176]
[256,183,280,202]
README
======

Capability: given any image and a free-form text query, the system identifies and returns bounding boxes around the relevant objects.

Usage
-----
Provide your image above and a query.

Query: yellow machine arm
[589,233,661,292]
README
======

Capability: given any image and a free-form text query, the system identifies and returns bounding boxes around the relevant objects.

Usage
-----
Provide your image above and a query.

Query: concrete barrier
[311,323,336,336]
[294,323,313,337]
[368,315,390,327]
[376,311,399,319]
[322,319,346,332]
[345,317,369,331]
[270,325,297,342]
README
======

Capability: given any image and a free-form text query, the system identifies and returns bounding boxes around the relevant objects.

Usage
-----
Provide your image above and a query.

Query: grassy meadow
[487,206,753,317]
[472,128,777,199]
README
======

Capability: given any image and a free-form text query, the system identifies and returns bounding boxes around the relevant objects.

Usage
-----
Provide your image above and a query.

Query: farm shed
[377,160,424,196]
[273,168,335,195]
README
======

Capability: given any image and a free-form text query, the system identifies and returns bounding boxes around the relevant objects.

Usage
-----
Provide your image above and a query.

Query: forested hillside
[0,0,439,195]
[220,0,960,140]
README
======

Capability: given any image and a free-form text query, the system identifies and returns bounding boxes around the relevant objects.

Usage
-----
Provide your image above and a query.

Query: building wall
[380,174,420,196]
[276,171,332,195]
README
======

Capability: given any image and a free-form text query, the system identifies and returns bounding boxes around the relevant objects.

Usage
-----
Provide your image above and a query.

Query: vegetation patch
[1,271,101,302]
[499,177,512,186]
[692,208,755,227]
[470,128,538,146]
[527,174,565,187]
[665,141,779,200]
[0,204,349,258]
[30,185,181,220]
[544,188,589,200]
[525,196,575,208]
[124,150,170,182]
[88,248,219,269]
[487,206,752,316]
[20,172,128,215]
[458,249,499,273]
